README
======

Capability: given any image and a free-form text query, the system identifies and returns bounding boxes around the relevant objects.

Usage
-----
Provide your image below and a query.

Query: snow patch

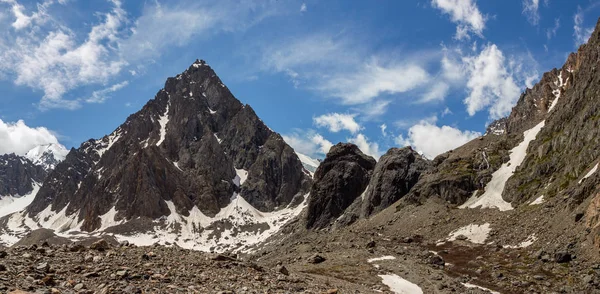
[156,103,170,146]
[98,207,124,230]
[378,274,423,294]
[504,234,537,249]
[368,256,396,263]
[233,169,248,186]
[173,161,182,171]
[460,121,545,211]
[549,71,566,112]
[462,282,501,294]
[25,144,69,170]
[213,133,222,144]
[95,130,122,161]
[529,195,545,205]
[208,107,216,114]
[448,223,491,244]
[579,163,599,184]
[0,183,41,218]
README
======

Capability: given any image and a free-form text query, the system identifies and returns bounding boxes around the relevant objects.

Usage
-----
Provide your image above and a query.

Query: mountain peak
[25,143,69,172]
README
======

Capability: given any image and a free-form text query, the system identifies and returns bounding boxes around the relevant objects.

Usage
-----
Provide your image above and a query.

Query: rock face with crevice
[305,143,376,229]
[0,154,45,197]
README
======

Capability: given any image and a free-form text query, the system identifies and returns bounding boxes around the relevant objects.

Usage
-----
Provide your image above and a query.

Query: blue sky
[0,0,598,159]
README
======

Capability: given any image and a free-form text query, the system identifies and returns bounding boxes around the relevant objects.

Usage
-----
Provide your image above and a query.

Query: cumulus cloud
[282,130,333,157]
[462,44,521,119]
[431,0,486,40]
[348,133,380,159]
[396,120,481,159]
[522,0,540,25]
[0,119,61,156]
[313,113,362,134]
[573,6,594,46]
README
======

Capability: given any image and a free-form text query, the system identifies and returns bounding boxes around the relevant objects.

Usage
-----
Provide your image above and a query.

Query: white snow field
[460,121,545,211]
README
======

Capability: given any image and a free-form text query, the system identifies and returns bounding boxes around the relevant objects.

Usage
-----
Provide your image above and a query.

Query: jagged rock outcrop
[361,147,430,218]
[23,59,311,235]
[0,154,46,197]
[306,143,376,229]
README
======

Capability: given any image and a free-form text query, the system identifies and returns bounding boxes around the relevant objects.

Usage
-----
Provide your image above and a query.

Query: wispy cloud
[546,18,560,40]
[522,0,540,26]
[0,0,285,110]
[573,6,594,46]
[85,81,129,104]
[431,0,486,40]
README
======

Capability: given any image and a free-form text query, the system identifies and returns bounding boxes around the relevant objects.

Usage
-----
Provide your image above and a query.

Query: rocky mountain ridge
[0,60,311,253]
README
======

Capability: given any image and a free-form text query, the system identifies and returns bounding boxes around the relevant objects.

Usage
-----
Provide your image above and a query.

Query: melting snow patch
[460,121,545,211]
[233,169,248,186]
[378,274,423,294]
[448,223,491,244]
[213,133,222,144]
[0,183,41,218]
[96,131,122,160]
[579,163,599,184]
[156,103,170,146]
[549,71,566,112]
[173,161,182,171]
[504,234,537,249]
[368,256,396,263]
[98,207,124,230]
[462,282,501,294]
[208,107,216,114]
[529,195,545,205]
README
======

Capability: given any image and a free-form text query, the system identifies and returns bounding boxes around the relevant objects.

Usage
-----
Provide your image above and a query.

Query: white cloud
[421,82,450,103]
[348,133,380,159]
[431,0,486,40]
[0,0,284,110]
[522,0,540,25]
[546,17,560,40]
[380,124,387,137]
[355,100,391,120]
[319,60,430,105]
[394,115,438,130]
[85,81,129,103]
[574,6,594,46]
[396,120,481,159]
[300,3,307,12]
[282,131,333,157]
[314,113,361,134]
[0,119,61,156]
[462,44,521,119]
[0,0,128,109]
[441,107,453,116]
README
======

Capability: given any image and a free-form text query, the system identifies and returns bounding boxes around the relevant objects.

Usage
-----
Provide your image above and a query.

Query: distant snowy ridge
[25,143,69,171]
[296,152,320,175]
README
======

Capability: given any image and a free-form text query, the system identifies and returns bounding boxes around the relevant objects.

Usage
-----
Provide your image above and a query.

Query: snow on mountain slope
[0,183,41,219]
[460,121,546,211]
[25,143,69,171]
[296,152,320,175]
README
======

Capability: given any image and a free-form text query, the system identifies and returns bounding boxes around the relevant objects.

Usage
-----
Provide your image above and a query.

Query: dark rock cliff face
[306,143,376,230]
[0,154,46,197]
[400,19,600,228]
[27,60,312,232]
[503,19,600,207]
[361,147,430,218]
